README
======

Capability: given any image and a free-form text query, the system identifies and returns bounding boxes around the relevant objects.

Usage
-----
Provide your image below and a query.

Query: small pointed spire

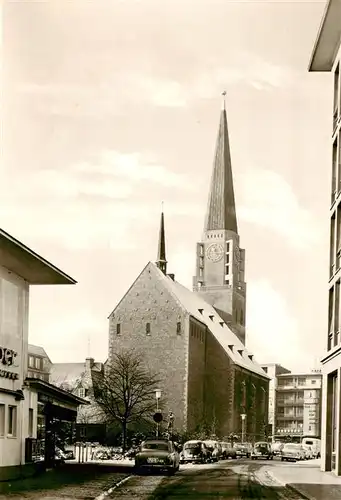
[203,96,238,233]
[156,204,167,274]
[222,90,226,110]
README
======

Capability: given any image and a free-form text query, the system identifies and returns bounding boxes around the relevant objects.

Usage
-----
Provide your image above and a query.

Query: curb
[264,470,315,500]
[286,484,315,500]
[94,475,133,500]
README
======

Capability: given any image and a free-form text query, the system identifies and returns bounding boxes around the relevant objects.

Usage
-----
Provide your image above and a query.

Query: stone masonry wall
[203,331,235,438]
[234,366,269,442]
[187,318,206,432]
[108,263,189,432]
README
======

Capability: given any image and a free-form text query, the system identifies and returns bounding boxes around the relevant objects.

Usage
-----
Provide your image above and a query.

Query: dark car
[251,442,273,460]
[134,439,179,475]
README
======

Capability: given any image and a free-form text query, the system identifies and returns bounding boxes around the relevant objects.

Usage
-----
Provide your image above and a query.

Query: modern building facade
[0,227,78,479]
[261,364,291,437]
[309,0,341,475]
[108,102,270,440]
[275,372,322,442]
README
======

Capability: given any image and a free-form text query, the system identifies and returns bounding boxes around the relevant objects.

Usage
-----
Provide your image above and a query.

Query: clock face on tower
[206,243,224,262]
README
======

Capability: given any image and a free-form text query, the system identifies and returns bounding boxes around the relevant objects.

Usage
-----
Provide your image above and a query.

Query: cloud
[73,150,192,189]
[236,168,319,250]
[0,150,198,250]
[29,309,107,363]
[14,49,296,117]
[246,280,307,371]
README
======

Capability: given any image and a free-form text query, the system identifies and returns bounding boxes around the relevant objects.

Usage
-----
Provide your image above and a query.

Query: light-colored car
[301,438,321,458]
[234,442,251,458]
[271,442,284,456]
[221,441,237,459]
[251,441,273,460]
[134,439,180,475]
[302,445,313,460]
[281,443,305,462]
[180,440,210,464]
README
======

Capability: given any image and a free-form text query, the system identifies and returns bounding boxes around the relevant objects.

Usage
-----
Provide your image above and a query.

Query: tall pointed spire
[203,95,238,234]
[156,204,167,274]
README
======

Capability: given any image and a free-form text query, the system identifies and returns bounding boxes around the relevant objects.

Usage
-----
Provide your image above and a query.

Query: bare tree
[93,349,161,451]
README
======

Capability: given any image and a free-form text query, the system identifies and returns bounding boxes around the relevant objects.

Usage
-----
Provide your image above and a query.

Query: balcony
[277,400,304,406]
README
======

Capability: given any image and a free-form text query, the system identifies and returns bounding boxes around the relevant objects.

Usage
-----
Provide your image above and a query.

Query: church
[107,101,270,441]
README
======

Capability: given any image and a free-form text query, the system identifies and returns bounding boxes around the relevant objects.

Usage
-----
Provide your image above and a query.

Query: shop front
[0,228,76,480]
[24,378,87,467]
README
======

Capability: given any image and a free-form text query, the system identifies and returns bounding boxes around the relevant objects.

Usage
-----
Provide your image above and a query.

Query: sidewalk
[267,459,341,500]
[0,463,131,499]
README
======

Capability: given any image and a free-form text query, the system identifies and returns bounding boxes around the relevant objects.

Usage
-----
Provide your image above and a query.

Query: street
[106,459,307,499]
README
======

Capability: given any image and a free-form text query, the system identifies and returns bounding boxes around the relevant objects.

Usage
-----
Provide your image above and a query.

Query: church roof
[153,263,268,378]
[203,105,238,233]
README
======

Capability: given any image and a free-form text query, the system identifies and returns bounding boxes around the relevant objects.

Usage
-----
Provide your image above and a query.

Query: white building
[308,0,341,475]
[0,228,76,480]
[261,364,291,437]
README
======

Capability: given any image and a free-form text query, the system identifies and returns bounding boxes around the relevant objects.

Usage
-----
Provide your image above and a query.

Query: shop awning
[25,377,89,407]
[0,228,76,285]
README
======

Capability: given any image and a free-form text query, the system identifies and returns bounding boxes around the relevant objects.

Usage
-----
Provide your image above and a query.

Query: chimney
[85,357,94,371]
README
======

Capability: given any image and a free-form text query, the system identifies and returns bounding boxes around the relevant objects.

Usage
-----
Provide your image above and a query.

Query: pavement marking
[94,475,133,500]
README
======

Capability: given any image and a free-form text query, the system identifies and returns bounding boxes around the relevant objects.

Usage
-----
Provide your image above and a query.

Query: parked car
[271,442,284,457]
[251,442,273,460]
[301,438,321,458]
[180,440,210,464]
[234,443,251,458]
[281,443,306,462]
[134,439,179,475]
[302,445,314,460]
[203,440,222,462]
[221,441,237,459]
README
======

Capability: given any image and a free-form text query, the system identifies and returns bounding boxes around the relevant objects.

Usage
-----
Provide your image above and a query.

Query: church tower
[193,97,247,345]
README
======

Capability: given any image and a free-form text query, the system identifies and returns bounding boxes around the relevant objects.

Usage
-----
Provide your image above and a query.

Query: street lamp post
[241,414,247,443]
[155,389,162,438]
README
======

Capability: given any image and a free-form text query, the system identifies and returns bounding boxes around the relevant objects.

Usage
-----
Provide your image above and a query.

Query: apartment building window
[328,286,335,351]
[0,404,4,437]
[335,281,340,346]
[333,63,339,131]
[28,408,34,437]
[146,322,151,335]
[331,371,338,469]
[8,406,17,437]
[330,213,336,277]
[35,357,41,370]
[29,356,34,368]
[337,204,341,268]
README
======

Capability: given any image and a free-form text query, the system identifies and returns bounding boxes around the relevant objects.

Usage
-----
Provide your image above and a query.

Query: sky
[1,0,332,372]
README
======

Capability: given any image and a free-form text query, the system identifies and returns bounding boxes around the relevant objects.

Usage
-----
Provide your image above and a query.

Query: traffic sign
[153,411,163,423]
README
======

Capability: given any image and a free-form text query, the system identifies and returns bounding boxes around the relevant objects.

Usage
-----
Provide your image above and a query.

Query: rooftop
[309,0,341,72]
[28,344,52,364]
[154,263,268,378]
[0,227,76,285]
